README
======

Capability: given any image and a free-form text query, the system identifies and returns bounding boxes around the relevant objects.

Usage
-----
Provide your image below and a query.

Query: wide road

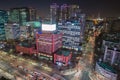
[0,51,65,80]
[77,35,95,80]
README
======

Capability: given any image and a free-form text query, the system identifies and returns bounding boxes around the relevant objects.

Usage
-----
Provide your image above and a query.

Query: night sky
[0,0,120,17]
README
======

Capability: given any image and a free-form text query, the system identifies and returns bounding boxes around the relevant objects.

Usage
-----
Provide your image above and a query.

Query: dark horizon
[0,0,120,18]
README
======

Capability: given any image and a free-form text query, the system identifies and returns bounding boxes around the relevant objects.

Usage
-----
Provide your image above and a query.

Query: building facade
[92,33,120,80]
[0,10,8,23]
[50,3,59,23]
[60,4,70,21]
[103,46,120,67]
[102,33,120,67]
[49,3,81,22]
[29,8,36,21]
[5,23,20,40]
[94,62,117,80]
[69,5,80,18]
[9,7,36,25]
[0,10,8,40]
[36,33,62,60]
[54,49,72,66]
[58,14,85,51]
[0,23,6,40]
[36,33,62,54]
[59,4,80,21]
[16,40,37,55]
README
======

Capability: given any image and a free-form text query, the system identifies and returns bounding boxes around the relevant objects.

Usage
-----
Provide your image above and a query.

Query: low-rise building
[54,49,72,66]
[15,40,36,55]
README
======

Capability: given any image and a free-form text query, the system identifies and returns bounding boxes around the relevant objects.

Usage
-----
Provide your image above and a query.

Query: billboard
[42,24,56,31]
[23,21,41,28]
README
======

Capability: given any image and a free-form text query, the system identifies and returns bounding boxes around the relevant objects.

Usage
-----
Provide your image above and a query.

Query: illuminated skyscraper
[50,3,81,22]
[0,10,8,23]
[58,14,85,51]
[9,7,36,25]
[59,4,80,21]
[0,10,8,40]
[0,23,6,40]
[60,4,70,21]
[69,5,81,17]
[50,3,59,23]
[29,8,37,21]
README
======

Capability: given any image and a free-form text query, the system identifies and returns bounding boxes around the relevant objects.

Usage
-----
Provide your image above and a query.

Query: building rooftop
[19,40,33,48]
[97,62,117,74]
[103,32,120,43]
[55,49,71,56]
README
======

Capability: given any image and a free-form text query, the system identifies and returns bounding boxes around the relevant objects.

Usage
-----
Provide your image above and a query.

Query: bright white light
[13,23,18,25]
[42,24,56,31]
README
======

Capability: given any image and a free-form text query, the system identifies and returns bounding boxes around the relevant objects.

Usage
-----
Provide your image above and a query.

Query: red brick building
[54,49,72,66]
[36,33,62,60]
[16,40,37,55]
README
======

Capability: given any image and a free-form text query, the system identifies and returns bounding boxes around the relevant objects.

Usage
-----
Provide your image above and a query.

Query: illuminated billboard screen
[42,24,56,31]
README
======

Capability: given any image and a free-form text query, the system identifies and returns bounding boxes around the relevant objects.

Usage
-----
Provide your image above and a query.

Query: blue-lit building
[5,23,20,40]
[58,14,85,51]
[0,10,8,23]
[0,10,8,40]
[9,7,36,25]
[0,23,6,40]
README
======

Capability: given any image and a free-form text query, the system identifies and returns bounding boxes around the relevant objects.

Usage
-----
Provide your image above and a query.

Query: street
[0,32,96,80]
[0,51,65,80]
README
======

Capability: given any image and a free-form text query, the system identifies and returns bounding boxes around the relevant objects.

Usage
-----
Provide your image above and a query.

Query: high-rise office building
[60,4,70,21]
[0,10,8,23]
[69,5,80,17]
[0,23,6,40]
[29,8,37,21]
[101,33,120,66]
[49,4,81,22]
[50,3,59,23]
[0,10,8,40]
[5,23,20,40]
[9,7,36,25]
[59,4,80,21]
[58,14,85,51]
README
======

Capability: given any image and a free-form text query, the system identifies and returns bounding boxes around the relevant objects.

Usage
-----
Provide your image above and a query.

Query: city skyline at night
[0,0,120,80]
[0,0,120,17]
